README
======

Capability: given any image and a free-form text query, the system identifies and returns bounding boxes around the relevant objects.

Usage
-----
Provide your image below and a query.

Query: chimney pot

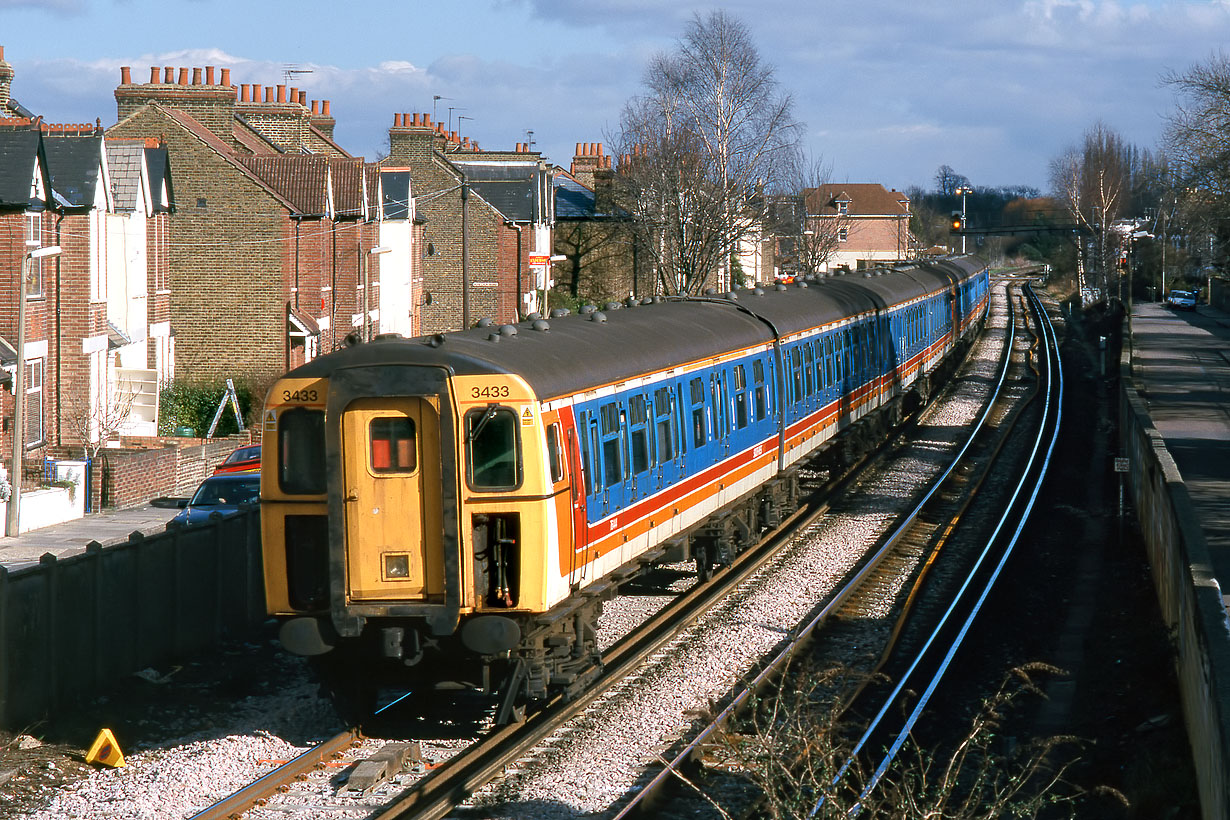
[264,86,274,103]
[164,66,174,83]
[424,113,432,126]
[121,66,132,85]
[575,143,583,156]
[322,100,330,116]
[596,143,604,155]
[205,66,215,84]
[150,67,160,83]
[276,84,286,103]
[192,67,202,85]
[311,100,319,114]
[298,91,306,106]
[240,84,250,103]
[177,67,189,85]
[220,67,231,87]
[289,86,297,103]
[394,113,402,127]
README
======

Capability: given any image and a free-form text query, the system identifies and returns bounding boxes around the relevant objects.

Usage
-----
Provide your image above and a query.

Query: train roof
[283,256,985,401]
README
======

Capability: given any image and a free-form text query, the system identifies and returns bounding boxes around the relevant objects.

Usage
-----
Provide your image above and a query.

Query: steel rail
[370,479,831,820]
[833,283,1063,814]
[610,282,1021,818]
[187,728,362,820]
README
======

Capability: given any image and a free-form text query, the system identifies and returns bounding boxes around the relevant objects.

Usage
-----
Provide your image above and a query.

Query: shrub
[158,378,259,438]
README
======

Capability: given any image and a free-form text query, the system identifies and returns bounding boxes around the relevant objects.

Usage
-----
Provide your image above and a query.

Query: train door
[340,397,443,601]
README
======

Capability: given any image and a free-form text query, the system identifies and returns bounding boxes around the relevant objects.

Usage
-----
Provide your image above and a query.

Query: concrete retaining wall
[1120,354,1230,820]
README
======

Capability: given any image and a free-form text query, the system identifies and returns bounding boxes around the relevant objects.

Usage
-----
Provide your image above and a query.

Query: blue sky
[2,0,1227,193]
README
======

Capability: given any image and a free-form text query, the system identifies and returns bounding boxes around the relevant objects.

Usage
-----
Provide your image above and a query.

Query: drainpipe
[507,221,523,320]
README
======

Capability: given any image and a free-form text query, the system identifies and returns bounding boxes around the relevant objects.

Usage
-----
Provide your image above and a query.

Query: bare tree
[1049,122,1131,301]
[935,164,971,197]
[60,381,137,461]
[612,10,800,295]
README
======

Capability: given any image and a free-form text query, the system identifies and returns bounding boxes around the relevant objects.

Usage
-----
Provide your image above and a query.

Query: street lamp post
[7,244,61,537]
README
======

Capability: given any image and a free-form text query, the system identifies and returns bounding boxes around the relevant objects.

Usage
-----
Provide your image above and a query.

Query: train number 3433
[471,385,510,399]
[281,388,319,402]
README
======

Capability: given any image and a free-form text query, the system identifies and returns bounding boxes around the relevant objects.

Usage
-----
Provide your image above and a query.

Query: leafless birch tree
[612,10,800,295]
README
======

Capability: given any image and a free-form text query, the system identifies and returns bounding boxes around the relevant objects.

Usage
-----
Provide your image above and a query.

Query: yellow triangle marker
[85,728,126,768]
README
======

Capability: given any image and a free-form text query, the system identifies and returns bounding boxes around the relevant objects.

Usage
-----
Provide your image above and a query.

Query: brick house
[383,113,552,331]
[552,143,644,304]
[805,183,916,271]
[106,65,401,383]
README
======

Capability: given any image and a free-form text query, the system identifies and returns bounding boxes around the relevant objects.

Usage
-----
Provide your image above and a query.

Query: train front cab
[261,363,581,708]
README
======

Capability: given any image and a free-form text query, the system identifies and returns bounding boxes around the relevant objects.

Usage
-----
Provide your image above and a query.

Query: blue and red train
[259,256,989,718]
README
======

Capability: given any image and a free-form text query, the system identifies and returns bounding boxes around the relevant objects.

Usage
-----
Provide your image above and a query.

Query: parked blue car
[169,472,260,526]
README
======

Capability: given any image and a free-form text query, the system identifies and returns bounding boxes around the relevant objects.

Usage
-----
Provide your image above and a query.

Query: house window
[837,201,849,215]
[23,358,44,449]
[838,227,848,242]
[24,214,44,297]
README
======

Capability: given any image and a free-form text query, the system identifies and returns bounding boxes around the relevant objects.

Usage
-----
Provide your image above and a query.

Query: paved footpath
[0,503,181,572]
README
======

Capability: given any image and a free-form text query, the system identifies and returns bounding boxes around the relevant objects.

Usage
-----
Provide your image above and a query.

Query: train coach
[259,256,989,720]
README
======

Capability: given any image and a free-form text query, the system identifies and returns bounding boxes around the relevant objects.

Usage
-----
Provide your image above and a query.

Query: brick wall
[107,107,288,384]
[96,432,257,508]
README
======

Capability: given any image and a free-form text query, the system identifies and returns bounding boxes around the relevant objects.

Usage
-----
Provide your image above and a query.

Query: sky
[2,0,1228,194]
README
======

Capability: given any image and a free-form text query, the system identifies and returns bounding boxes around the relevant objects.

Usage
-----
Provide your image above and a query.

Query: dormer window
[837,201,849,215]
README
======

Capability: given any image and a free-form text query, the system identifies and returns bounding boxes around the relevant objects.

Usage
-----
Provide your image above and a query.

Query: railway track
[188,282,1026,820]
[609,280,1060,817]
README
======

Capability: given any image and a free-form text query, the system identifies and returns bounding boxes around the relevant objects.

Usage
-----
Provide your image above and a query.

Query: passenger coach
[260,257,989,719]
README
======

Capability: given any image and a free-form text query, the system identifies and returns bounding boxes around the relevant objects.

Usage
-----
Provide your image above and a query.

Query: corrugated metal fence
[0,509,265,730]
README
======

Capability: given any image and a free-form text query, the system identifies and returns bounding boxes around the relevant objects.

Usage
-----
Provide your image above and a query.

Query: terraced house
[106,64,417,382]
[0,51,175,504]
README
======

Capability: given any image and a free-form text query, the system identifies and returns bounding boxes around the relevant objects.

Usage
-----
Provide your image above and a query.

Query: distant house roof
[43,132,106,209]
[105,139,145,212]
[145,145,174,213]
[237,154,330,216]
[806,183,910,217]
[553,171,627,221]
[329,157,366,220]
[0,128,49,209]
[450,159,544,223]
[105,138,175,215]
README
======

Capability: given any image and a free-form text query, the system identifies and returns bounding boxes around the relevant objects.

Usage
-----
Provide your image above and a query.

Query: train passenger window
[629,395,651,474]
[465,406,521,490]
[790,347,803,403]
[654,387,675,462]
[599,401,624,487]
[733,364,749,429]
[546,423,565,483]
[803,345,815,396]
[369,416,416,473]
[278,407,326,495]
[689,377,707,448]
[752,360,767,420]
[710,375,727,439]
[823,336,834,389]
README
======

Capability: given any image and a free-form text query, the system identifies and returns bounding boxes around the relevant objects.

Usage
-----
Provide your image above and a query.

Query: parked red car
[213,444,261,474]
